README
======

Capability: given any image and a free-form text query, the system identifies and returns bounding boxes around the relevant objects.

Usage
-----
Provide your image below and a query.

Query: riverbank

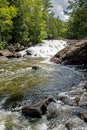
[0,40,67,59]
[51,40,87,65]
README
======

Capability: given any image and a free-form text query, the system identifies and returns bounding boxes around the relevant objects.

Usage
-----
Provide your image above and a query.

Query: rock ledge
[50,40,87,65]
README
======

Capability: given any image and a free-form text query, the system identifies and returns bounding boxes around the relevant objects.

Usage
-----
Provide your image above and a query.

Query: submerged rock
[13,97,56,118]
[32,66,40,70]
[51,40,87,65]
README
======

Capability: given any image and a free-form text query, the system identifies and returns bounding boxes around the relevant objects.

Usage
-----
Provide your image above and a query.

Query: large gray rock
[50,40,87,65]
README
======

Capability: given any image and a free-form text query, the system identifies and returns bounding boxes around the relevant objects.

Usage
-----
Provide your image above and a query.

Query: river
[0,40,87,130]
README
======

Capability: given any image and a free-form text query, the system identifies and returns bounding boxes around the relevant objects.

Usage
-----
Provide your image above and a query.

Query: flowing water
[19,40,67,57]
[0,40,87,130]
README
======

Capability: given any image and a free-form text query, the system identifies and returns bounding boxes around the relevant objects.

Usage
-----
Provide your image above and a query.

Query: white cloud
[51,0,69,21]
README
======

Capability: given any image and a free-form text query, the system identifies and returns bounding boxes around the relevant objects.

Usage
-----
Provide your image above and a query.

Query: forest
[0,0,87,49]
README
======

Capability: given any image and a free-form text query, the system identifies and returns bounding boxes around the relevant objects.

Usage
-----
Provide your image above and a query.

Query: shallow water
[0,40,87,130]
[0,57,87,130]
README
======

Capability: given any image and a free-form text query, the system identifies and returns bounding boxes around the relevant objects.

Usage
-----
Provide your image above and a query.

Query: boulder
[26,50,32,55]
[14,43,25,52]
[13,97,56,118]
[0,50,13,58]
[0,50,21,59]
[75,111,87,123]
[13,52,21,58]
[51,40,87,65]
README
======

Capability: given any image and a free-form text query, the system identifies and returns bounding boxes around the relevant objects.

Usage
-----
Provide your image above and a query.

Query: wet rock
[80,114,87,123]
[46,111,57,120]
[46,102,58,120]
[58,93,80,106]
[74,96,80,105]
[51,40,87,65]
[13,97,56,118]
[26,50,32,55]
[79,92,87,107]
[65,123,73,130]
[32,66,40,70]
[74,108,87,123]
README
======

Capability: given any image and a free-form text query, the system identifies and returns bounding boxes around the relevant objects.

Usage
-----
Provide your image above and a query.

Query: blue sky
[51,0,69,20]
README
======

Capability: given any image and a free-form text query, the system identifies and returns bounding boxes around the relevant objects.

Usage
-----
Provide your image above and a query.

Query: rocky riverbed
[1,80,87,130]
[0,40,87,130]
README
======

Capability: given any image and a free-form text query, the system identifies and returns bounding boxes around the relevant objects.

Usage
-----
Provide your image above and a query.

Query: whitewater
[0,40,87,130]
[19,40,67,58]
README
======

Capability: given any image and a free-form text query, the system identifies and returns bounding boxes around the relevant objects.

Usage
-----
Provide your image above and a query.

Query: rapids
[19,40,67,58]
[0,40,87,130]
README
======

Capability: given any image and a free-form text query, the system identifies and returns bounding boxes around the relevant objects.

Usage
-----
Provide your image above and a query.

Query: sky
[51,0,69,21]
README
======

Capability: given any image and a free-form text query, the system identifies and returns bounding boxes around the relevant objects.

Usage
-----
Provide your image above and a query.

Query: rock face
[51,40,87,65]
[13,97,55,118]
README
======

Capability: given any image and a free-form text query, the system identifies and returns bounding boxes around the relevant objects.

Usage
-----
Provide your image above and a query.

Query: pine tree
[66,0,87,39]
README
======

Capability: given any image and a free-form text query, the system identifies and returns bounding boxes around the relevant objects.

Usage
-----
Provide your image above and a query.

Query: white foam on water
[0,110,21,130]
[0,110,48,130]
[19,40,67,58]
[36,123,48,130]
[52,124,67,130]
[27,124,48,130]
[0,123,5,130]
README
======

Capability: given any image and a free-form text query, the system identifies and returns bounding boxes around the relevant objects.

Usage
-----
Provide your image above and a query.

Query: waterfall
[19,40,67,58]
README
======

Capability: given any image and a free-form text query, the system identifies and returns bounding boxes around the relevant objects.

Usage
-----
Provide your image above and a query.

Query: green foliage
[11,0,49,45]
[0,0,8,7]
[66,0,87,39]
[0,41,6,49]
[47,12,65,39]
[0,0,67,49]
[0,0,17,44]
